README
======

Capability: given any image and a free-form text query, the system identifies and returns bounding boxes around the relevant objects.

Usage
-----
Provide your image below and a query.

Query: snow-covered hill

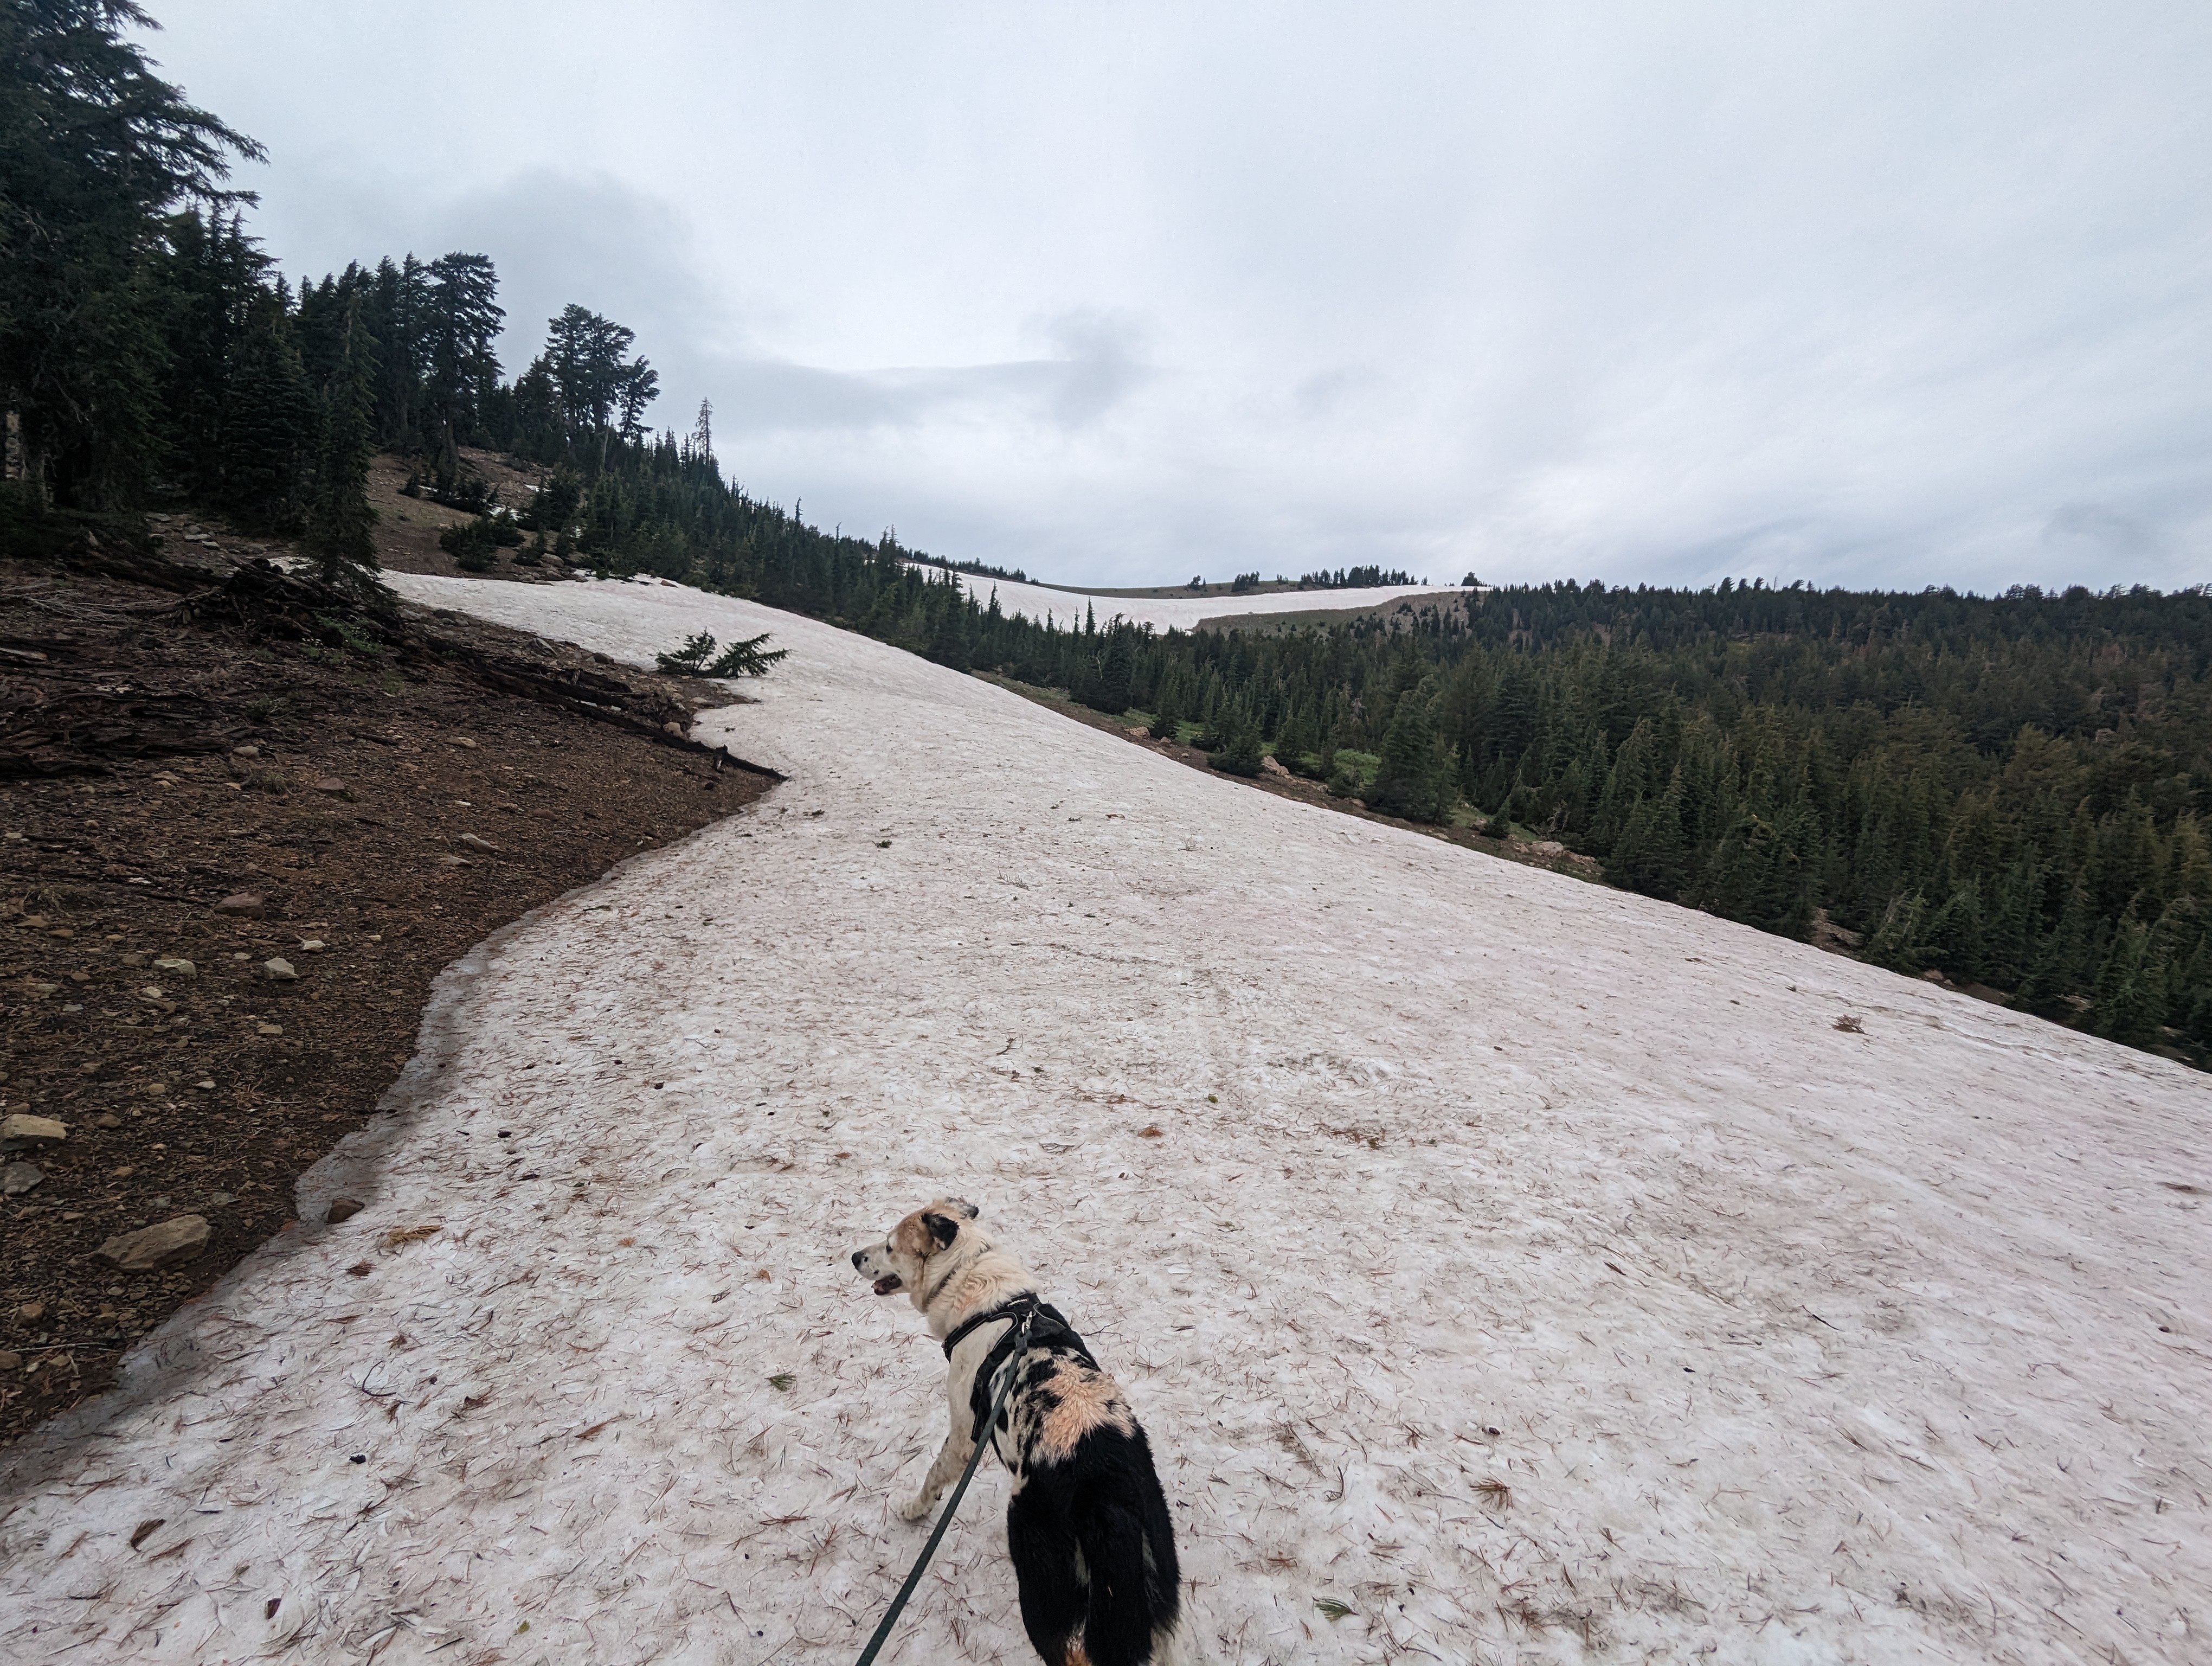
[3,576,2206,1665]
[919,567,1441,631]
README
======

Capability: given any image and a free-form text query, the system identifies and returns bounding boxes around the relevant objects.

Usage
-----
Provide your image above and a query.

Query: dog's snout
[851,1249,866,1270]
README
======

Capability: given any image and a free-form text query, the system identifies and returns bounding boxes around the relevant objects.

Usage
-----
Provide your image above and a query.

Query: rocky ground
[0,525,777,1445]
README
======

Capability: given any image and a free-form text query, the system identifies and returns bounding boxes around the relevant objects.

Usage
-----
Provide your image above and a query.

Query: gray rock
[96,1215,210,1271]
[151,956,196,977]
[263,958,297,981]
[326,1196,364,1223]
[1,1113,68,1149]
[311,777,346,794]
[2,1162,43,1195]
[213,893,266,918]
[456,833,499,854]
[0,1351,20,1373]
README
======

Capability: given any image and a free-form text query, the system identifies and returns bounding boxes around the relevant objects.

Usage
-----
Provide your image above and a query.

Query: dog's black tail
[1076,1457,1182,1666]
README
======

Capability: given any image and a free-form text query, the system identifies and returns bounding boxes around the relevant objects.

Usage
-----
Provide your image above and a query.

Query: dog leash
[852,1303,1037,1666]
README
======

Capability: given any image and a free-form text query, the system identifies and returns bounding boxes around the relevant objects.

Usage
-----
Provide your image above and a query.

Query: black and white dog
[851,1198,1185,1666]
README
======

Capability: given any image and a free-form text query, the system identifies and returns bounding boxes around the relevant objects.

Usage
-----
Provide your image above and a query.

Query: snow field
[916,566,1443,633]
[1,573,2207,1665]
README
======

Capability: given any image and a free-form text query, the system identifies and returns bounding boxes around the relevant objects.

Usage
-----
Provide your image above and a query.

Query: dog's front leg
[899,1424,972,1521]
[902,1322,996,1522]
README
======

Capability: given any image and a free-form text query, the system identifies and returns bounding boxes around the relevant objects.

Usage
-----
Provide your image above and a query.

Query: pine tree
[1147,685,1181,741]
[152,210,267,502]
[0,0,262,507]
[706,633,789,677]
[422,252,503,477]
[1613,765,1688,895]
[1274,704,1321,776]
[216,293,314,528]
[2019,879,2094,1015]
[1368,687,1450,821]
[1091,631,1134,714]
[2091,915,2159,1045]
[1212,721,1264,777]
[301,298,387,604]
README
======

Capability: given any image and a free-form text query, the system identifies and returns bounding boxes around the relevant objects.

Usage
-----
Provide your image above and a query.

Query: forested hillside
[7,0,2210,1065]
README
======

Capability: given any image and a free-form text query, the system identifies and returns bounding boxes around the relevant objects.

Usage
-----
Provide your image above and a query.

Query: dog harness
[941,1293,1094,1447]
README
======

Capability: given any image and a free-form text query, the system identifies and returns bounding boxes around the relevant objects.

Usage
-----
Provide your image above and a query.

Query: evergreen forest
[8,0,2212,1064]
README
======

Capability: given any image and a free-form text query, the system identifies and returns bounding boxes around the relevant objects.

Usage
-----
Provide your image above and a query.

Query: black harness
[940,1293,1092,1446]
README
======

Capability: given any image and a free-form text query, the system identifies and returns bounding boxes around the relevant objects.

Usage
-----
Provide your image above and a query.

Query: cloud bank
[150,1,2212,592]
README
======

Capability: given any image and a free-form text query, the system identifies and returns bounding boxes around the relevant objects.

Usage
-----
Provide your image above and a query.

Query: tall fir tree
[301,298,386,605]
[0,0,261,506]
[1368,684,1451,821]
[215,287,313,528]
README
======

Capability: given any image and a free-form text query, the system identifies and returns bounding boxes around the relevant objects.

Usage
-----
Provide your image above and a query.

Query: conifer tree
[216,291,314,528]
[1092,630,1134,714]
[2019,879,2094,1014]
[1368,685,1450,821]
[1148,686,1181,741]
[422,252,503,477]
[2091,915,2159,1044]
[0,0,262,507]
[301,303,387,605]
[1212,721,1264,777]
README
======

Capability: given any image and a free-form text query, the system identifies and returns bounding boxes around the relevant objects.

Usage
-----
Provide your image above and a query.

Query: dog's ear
[946,1197,980,1220]
[922,1211,961,1250]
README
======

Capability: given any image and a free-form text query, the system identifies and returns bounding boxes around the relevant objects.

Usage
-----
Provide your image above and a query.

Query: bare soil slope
[1,536,775,1444]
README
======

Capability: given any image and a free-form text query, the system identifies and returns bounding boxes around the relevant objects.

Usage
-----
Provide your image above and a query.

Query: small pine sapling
[706,632,790,677]
[439,516,500,572]
[653,632,791,678]
[655,632,718,674]
[1212,724,1264,777]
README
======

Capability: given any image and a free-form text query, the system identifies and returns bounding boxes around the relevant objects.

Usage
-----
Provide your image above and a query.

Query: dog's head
[850,1197,981,1298]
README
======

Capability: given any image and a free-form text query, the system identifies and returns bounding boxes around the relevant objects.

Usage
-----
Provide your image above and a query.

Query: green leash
[852,1308,1035,1666]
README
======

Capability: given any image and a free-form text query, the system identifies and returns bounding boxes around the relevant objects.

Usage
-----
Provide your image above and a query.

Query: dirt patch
[364,448,556,581]
[1,530,777,1446]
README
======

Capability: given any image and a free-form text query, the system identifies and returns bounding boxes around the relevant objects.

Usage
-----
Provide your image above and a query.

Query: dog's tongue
[873,1274,902,1296]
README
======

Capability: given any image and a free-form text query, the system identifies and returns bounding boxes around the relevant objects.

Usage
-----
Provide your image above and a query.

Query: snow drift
[2,574,2206,1664]
[917,567,1441,632]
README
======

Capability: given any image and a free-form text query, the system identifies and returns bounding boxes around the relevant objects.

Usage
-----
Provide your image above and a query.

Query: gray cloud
[2043,502,2158,559]
[699,307,1146,439]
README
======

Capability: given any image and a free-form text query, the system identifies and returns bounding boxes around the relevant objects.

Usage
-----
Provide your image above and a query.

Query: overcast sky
[147,2,2210,593]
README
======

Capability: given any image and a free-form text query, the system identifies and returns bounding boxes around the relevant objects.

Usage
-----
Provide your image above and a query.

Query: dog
[851,1198,1184,1666]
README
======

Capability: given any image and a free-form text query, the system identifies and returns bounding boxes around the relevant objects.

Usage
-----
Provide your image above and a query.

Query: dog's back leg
[1008,1488,1088,1665]
[1076,1494,1179,1666]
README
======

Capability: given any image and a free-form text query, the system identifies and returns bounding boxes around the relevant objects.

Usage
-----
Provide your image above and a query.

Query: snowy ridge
[911,566,1441,632]
[2,574,2207,1664]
